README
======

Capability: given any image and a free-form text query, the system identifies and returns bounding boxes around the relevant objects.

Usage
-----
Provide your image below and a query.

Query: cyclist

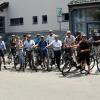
[35,36,48,68]
[46,30,55,65]
[0,36,7,70]
[24,34,36,70]
[77,34,91,74]
[46,35,62,71]
[9,34,17,56]
[64,30,75,56]
[16,36,24,69]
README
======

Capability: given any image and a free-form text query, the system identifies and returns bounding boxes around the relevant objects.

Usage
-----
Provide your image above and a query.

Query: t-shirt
[78,40,90,54]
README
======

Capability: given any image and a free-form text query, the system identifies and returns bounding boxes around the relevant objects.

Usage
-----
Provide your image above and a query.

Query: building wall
[0,0,71,33]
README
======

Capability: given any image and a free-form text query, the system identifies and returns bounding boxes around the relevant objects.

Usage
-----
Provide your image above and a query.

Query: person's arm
[2,41,6,50]
[59,40,62,47]
[81,49,90,52]
[94,39,100,43]
[46,41,53,48]
[31,40,37,48]
[63,37,68,48]
[71,36,76,46]
[33,44,38,48]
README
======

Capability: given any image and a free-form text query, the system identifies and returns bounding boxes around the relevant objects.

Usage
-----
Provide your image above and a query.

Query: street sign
[56,8,62,17]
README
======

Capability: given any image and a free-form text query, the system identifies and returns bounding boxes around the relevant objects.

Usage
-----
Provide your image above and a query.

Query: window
[33,16,38,24]
[10,18,23,26]
[62,13,69,22]
[0,16,5,33]
[42,15,47,24]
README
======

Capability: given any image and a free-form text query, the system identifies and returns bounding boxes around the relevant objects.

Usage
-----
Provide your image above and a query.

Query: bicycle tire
[61,61,71,76]
[14,55,21,71]
[96,57,100,72]
[90,55,95,70]
[83,55,95,72]
[7,54,12,64]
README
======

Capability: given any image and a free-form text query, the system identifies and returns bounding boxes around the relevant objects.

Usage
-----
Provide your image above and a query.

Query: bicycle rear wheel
[83,55,95,72]
[14,55,20,71]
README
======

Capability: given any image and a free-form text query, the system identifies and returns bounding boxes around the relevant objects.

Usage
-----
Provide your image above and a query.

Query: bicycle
[61,48,95,76]
[13,49,26,72]
[91,43,100,72]
[47,48,55,70]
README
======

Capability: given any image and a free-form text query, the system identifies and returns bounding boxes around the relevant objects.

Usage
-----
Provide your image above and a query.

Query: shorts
[39,48,48,58]
[77,52,90,65]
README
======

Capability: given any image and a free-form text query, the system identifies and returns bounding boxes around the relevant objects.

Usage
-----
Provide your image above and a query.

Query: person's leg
[86,53,90,74]
[18,50,24,67]
[55,50,61,71]
[29,51,33,69]
[1,50,7,69]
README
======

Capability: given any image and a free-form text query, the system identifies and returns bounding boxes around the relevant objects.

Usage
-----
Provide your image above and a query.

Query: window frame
[62,13,69,22]
[10,17,24,26]
[42,15,48,24]
[33,16,38,24]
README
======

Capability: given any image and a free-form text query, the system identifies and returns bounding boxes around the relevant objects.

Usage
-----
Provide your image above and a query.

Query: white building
[0,0,71,35]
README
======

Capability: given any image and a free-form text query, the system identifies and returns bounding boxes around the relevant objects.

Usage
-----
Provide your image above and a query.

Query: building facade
[68,0,100,37]
[0,0,71,36]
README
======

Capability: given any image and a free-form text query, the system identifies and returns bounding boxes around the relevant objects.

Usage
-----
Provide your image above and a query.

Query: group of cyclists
[0,30,99,75]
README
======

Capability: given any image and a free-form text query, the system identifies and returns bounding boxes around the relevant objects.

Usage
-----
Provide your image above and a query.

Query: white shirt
[64,35,75,46]
[50,40,62,51]
[24,39,35,51]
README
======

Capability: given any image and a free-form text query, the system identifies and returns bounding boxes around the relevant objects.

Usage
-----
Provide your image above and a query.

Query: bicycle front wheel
[61,62,71,76]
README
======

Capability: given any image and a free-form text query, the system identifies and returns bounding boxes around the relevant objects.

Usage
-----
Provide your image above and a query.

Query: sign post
[56,8,62,32]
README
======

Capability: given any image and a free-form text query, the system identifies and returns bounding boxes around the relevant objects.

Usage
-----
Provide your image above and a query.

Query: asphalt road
[0,61,100,100]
